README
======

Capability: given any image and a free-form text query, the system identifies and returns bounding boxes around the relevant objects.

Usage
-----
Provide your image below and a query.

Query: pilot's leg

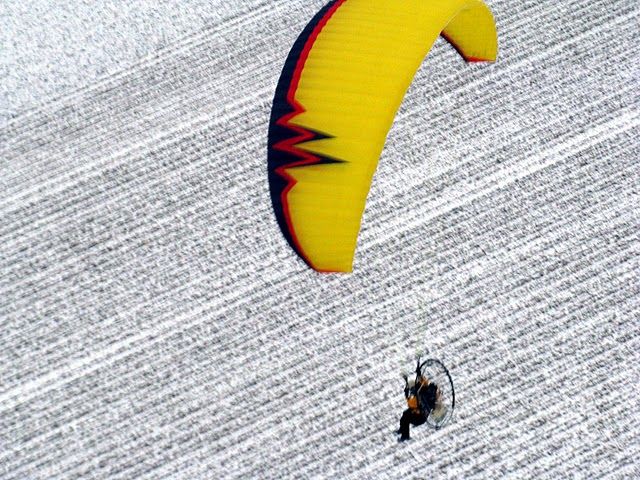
[399,409,412,441]
[412,412,427,428]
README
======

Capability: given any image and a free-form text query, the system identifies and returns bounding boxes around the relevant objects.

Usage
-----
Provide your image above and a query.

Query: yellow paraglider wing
[268,0,498,272]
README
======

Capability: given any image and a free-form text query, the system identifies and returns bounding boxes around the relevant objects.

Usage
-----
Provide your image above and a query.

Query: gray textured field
[1,0,639,478]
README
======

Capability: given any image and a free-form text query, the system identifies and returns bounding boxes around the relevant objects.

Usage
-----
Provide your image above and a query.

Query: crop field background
[1,0,638,478]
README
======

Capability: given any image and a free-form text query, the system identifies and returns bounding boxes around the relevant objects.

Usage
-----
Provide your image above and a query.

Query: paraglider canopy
[268,0,498,272]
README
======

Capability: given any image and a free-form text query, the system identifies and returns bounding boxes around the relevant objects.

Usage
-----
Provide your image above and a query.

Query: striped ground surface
[1,0,639,478]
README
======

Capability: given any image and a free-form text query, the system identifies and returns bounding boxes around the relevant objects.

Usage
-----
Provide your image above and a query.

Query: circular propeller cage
[417,358,456,430]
